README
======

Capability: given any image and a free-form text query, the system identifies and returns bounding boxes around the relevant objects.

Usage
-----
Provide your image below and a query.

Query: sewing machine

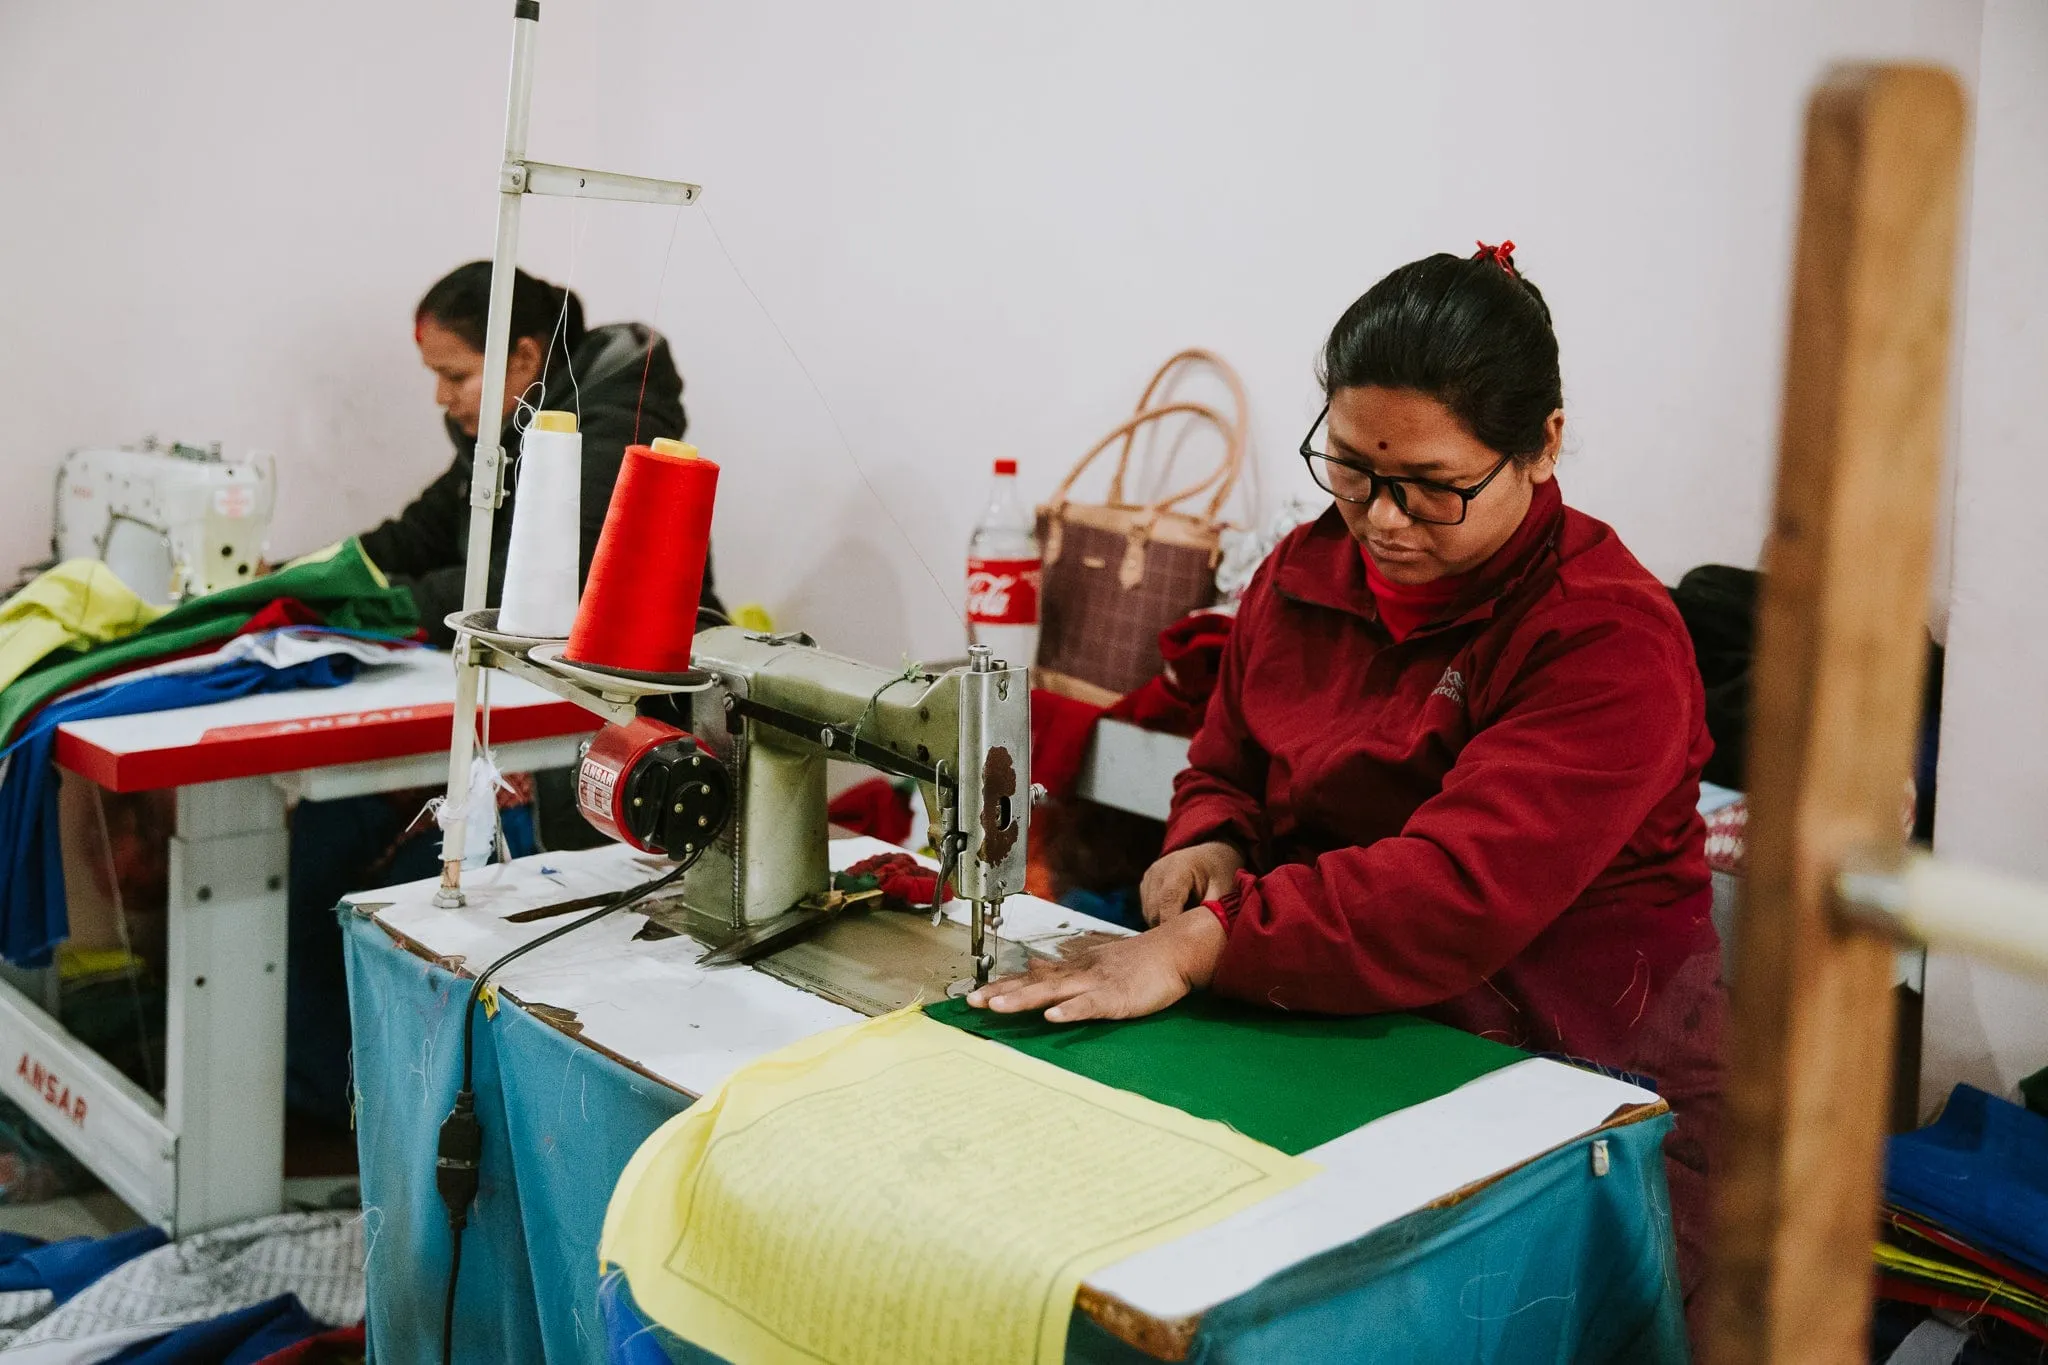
[545,626,1032,991]
[53,439,274,605]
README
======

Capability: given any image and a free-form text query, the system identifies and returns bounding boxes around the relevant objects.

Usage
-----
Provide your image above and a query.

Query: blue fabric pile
[0,652,360,966]
[98,1294,334,1364]
[1873,1084,2048,1363]
[0,1224,166,1308]
[0,1210,363,1359]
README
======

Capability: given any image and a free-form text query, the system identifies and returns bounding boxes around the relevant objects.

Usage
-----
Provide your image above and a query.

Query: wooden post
[1706,66,1966,1364]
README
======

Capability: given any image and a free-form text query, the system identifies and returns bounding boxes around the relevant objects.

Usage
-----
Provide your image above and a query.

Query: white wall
[4,0,2038,1108]
[0,0,1984,665]
[1924,0,2048,1113]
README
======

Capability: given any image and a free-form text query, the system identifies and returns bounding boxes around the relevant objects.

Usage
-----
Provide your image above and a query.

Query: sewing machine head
[574,626,1032,984]
[54,439,274,605]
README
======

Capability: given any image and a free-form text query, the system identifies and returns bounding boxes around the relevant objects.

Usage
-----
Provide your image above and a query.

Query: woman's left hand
[965,908,1228,1023]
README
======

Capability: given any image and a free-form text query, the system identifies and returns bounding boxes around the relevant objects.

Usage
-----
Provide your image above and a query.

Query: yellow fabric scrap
[1874,1242,2048,1315]
[56,945,145,983]
[601,1009,1312,1365]
[729,603,774,633]
[478,983,500,1020]
[0,560,166,694]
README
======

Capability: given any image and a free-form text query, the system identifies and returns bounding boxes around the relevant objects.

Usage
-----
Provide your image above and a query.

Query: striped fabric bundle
[1876,1086,2048,1361]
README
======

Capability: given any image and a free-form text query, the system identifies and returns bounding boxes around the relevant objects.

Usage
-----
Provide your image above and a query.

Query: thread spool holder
[460,636,708,730]
[435,0,704,909]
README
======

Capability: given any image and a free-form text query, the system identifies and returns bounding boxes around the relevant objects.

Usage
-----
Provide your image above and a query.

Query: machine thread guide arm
[434,0,703,910]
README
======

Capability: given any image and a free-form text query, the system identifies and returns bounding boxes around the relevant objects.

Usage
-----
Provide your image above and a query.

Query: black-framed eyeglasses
[1298,403,1514,526]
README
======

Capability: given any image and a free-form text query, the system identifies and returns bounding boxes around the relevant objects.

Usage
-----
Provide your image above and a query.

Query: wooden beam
[1706,66,1966,1364]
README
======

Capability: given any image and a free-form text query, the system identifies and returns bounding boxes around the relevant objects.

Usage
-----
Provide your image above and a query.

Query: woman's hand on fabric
[1138,841,1246,926]
[964,909,1228,1023]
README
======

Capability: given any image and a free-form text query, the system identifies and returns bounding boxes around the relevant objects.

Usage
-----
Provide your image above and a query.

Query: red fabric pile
[826,778,916,846]
[840,851,949,907]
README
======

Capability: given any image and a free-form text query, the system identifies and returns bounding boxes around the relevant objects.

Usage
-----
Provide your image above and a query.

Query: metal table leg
[165,776,289,1234]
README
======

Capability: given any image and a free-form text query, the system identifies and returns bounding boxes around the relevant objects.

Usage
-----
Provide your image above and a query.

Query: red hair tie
[1473,239,1518,275]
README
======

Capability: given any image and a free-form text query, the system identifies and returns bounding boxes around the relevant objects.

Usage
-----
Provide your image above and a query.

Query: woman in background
[364,260,720,641]
[971,245,1723,1323]
[286,263,720,1142]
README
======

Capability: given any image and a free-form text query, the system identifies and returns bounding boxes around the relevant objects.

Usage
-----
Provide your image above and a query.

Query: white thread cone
[498,422,583,637]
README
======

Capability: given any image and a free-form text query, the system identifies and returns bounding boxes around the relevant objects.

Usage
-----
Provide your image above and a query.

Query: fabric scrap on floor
[3,1211,363,1352]
[0,1321,169,1364]
[0,1226,167,1312]
[98,1292,326,1365]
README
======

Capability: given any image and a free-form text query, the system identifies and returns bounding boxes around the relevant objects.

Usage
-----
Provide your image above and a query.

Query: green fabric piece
[925,994,1526,1156]
[0,539,417,743]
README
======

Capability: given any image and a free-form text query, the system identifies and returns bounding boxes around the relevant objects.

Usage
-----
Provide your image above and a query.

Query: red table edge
[55,700,600,793]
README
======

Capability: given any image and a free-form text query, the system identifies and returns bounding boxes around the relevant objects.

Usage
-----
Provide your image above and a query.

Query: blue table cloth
[343,911,1689,1364]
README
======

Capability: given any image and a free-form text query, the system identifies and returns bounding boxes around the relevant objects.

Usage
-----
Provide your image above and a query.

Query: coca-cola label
[967,558,1041,625]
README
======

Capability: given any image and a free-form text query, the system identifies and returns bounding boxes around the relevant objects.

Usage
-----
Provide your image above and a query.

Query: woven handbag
[1036,351,1246,703]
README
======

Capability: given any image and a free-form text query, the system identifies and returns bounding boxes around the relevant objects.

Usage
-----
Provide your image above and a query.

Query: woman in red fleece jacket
[970,244,1721,1305]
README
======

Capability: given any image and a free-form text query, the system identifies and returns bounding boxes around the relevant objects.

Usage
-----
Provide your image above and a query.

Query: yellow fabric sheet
[601,1010,1313,1365]
[0,560,165,694]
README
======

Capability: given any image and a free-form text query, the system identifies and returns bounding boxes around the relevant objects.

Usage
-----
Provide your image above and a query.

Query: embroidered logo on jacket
[1432,668,1466,705]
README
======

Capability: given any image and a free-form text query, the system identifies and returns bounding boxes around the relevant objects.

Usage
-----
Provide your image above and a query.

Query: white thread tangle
[498,422,583,638]
[430,753,509,871]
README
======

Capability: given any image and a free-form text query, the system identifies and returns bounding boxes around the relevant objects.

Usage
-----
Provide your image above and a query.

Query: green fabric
[925,994,1525,1156]
[0,539,417,742]
[0,561,166,694]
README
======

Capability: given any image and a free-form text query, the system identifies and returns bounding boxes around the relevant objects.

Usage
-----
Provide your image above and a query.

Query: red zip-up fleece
[1165,477,1723,1302]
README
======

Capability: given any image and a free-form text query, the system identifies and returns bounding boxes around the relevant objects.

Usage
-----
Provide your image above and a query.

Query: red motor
[576,716,733,857]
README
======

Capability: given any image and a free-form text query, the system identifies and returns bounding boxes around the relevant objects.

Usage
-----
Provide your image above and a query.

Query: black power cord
[436,855,700,1365]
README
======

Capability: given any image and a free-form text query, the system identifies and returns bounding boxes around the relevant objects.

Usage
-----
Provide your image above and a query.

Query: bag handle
[1106,349,1249,522]
[1046,401,1235,518]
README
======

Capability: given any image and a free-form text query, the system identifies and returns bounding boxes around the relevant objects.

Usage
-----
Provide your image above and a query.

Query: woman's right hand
[1139,841,1247,926]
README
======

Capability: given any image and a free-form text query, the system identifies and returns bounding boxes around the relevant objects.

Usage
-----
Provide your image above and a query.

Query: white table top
[355,837,1662,1332]
[55,651,597,792]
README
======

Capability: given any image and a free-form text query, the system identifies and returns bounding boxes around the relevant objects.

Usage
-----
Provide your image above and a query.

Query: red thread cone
[565,439,718,675]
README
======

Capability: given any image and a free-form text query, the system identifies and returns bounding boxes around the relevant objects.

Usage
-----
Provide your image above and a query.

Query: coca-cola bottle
[966,458,1041,668]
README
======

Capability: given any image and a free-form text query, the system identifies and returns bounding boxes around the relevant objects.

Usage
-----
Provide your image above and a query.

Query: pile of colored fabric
[0,541,418,968]
[0,1211,364,1360]
[1032,609,1233,798]
[0,539,416,745]
[0,624,421,967]
[1874,1085,2048,1361]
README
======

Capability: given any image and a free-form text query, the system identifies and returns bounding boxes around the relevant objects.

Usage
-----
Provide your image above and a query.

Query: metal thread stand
[434,0,701,909]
